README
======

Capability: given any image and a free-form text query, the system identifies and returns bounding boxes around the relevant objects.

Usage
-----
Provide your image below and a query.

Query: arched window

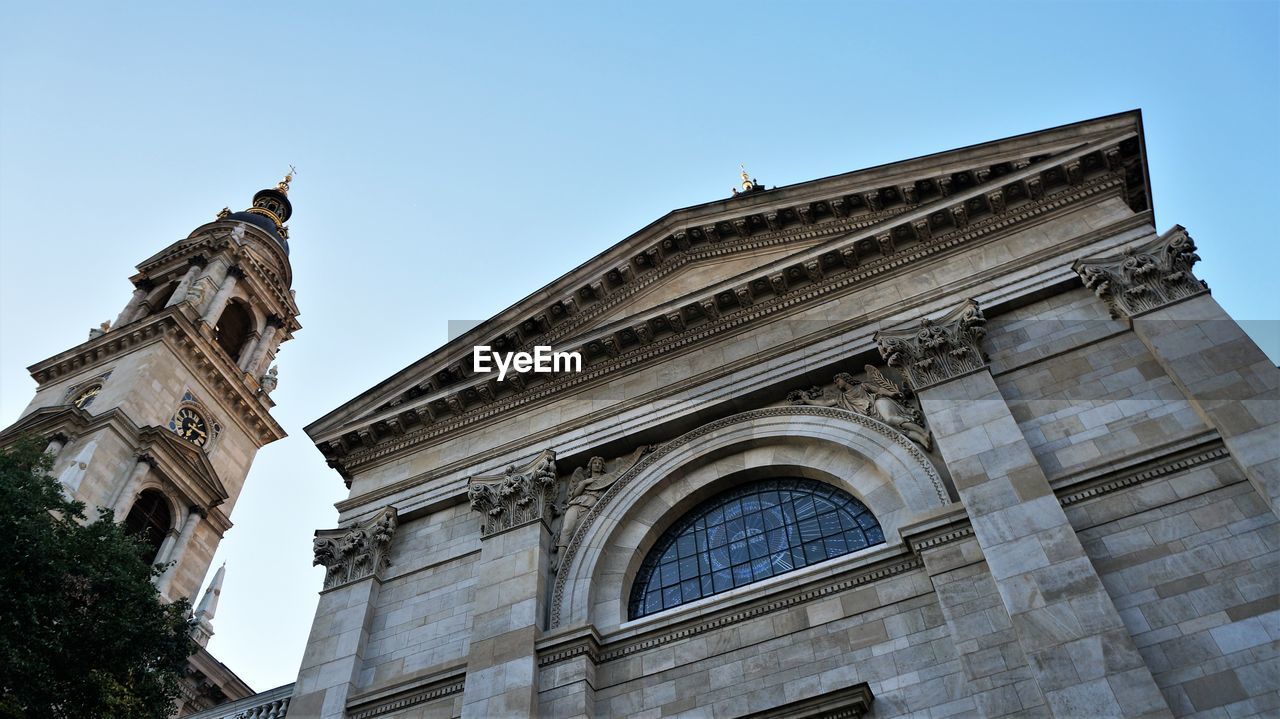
[629,478,884,619]
[124,490,172,564]
[213,300,253,361]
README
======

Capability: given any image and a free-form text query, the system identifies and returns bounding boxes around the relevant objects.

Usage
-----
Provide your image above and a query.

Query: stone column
[166,257,206,308]
[115,284,150,327]
[156,506,203,596]
[111,453,153,521]
[461,450,558,719]
[878,300,1168,718]
[290,507,397,719]
[246,316,281,373]
[236,331,262,371]
[1075,226,1280,517]
[201,266,243,324]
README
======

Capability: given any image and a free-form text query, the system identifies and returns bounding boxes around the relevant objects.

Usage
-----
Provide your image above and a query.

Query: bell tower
[0,174,302,603]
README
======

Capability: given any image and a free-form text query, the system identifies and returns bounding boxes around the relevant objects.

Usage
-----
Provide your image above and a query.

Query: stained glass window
[628,478,884,619]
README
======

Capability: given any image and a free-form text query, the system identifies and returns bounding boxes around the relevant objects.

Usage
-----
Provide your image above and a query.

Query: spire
[191,563,225,647]
[195,562,225,621]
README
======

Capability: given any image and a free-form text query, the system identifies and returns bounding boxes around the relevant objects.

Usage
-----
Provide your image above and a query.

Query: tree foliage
[0,437,193,718]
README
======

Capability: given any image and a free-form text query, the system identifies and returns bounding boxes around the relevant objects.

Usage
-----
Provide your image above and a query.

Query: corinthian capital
[875,299,988,390]
[466,449,558,537]
[312,506,397,589]
[1073,226,1208,319]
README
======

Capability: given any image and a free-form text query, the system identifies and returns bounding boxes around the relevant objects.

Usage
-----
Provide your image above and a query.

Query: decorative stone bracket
[313,506,397,590]
[1073,225,1208,319]
[466,449,558,537]
[875,299,988,390]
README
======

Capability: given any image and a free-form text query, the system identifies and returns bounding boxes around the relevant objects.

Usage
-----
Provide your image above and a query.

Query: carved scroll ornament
[1073,226,1207,319]
[467,449,558,536]
[313,506,397,589]
[874,299,987,390]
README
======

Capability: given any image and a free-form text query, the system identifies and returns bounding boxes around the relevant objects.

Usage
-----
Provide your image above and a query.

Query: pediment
[307,111,1152,474]
[587,239,829,328]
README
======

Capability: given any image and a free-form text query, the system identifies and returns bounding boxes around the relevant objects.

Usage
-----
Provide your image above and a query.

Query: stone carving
[312,506,397,589]
[553,447,650,567]
[466,449,558,536]
[789,366,932,450]
[259,365,279,395]
[875,299,987,390]
[1072,226,1207,318]
[88,320,111,339]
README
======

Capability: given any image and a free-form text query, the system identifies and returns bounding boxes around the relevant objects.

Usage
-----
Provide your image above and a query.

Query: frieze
[875,299,988,391]
[546,551,924,655]
[549,405,945,628]
[313,506,398,589]
[466,449,558,536]
[1072,225,1207,318]
[330,174,1130,476]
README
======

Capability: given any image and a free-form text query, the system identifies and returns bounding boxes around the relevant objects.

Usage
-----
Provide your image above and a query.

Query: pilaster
[1075,226,1280,517]
[290,506,397,719]
[903,509,1048,717]
[879,300,1169,718]
[461,451,557,719]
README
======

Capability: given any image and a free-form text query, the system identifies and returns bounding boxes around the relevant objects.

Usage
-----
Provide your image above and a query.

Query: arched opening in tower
[124,489,172,565]
[214,300,253,362]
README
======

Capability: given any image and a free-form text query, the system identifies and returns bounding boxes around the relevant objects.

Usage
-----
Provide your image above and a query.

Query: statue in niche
[553,446,650,564]
[789,365,933,450]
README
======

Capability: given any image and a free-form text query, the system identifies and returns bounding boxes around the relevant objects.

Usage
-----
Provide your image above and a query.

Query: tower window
[628,478,884,619]
[123,489,172,565]
[213,300,253,361]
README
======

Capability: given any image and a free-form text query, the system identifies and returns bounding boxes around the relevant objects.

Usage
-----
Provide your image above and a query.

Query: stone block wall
[988,288,1210,479]
[1066,456,1280,717]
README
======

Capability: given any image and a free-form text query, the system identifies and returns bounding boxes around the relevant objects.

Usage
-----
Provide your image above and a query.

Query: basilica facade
[202,110,1276,719]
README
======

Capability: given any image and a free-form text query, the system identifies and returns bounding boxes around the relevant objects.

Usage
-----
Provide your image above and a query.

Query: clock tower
[0,175,301,605]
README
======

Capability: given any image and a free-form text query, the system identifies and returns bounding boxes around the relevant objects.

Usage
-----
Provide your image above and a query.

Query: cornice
[325,162,1137,478]
[334,208,1153,513]
[544,551,925,663]
[133,224,300,332]
[345,666,466,719]
[26,307,286,445]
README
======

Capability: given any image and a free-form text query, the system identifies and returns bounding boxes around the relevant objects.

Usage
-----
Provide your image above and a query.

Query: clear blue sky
[2,1,1277,692]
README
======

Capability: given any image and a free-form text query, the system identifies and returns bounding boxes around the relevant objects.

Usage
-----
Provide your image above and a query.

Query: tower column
[111,453,154,521]
[167,257,206,308]
[246,316,281,373]
[201,266,243,324]
[43,432,68,458]
[115,284,150,327]
[877,300,1169,718]
[156,507,203,597]
[236,331,262,371]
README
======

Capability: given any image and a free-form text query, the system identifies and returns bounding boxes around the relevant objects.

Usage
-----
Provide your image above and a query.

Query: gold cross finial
[278,165,297,194]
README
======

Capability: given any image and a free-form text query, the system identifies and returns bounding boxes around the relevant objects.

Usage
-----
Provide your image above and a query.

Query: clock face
[174,407,209,447]
[72,385,101,409]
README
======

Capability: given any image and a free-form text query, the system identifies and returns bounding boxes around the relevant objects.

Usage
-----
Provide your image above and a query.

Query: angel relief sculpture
[789,365,933,450]
[552,446,650,565]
